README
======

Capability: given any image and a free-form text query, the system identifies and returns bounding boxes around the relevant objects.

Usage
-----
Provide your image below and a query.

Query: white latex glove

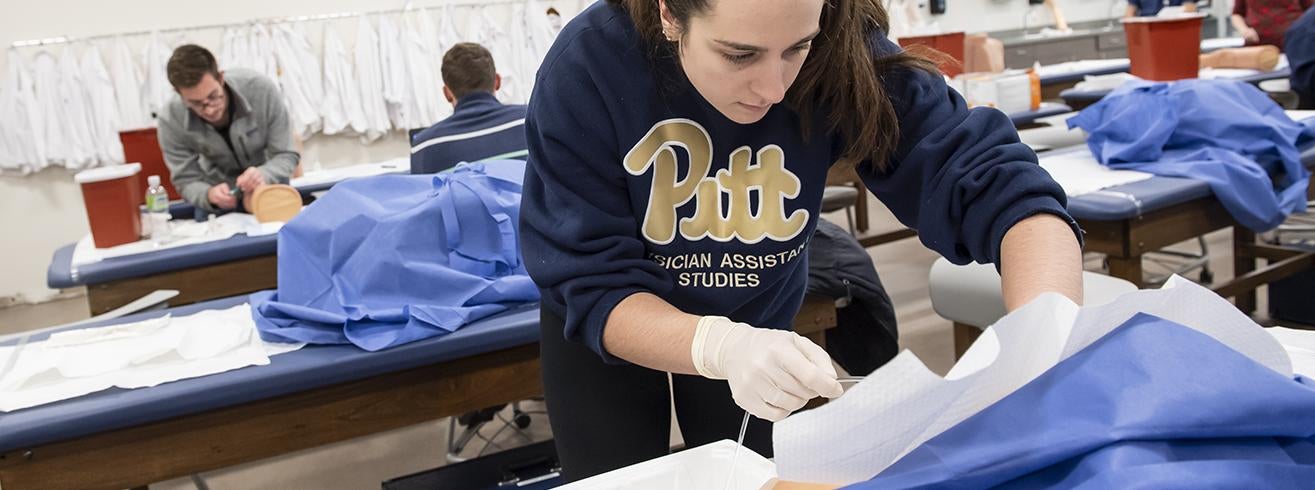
[691,316,844,421]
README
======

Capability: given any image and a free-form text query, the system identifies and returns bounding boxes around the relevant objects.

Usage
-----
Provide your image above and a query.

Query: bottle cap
[148,175,161,186]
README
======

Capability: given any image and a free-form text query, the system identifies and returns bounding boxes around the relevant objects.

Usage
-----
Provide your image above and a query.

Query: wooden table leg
[1106,256,1145,289]
[953,322,982,360]
[1234,227,1258,313]
[1041,80,1078,102]
[853,182,870,233]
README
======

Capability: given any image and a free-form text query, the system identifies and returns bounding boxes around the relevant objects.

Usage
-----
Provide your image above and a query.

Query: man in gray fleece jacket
[156,44,299,212]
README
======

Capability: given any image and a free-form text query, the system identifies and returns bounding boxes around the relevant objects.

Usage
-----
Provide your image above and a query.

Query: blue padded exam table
[48,232,280,315]
[1037,60,1132,101]
[1058,67,1293,107]
[1008,102,1073,127]
[0,294,543,489]
[1039,62,1132,88]
[0,294,836,489]
[1055,135,1315,312]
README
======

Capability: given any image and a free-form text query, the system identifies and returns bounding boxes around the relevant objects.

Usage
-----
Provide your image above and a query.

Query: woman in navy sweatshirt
[519,0,1084,480]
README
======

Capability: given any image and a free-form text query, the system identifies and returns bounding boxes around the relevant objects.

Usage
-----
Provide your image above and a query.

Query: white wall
[0,0,1119,304]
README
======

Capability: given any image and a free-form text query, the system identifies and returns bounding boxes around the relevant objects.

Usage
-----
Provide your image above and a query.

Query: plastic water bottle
[145,175,172,244]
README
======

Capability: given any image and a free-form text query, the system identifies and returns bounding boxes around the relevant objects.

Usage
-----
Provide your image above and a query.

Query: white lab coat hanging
[110,37,149,130]
[252,24,279,83]
[514,0,558,102]
[465,6,519,103]
[33,51,67,167]
[438,4,464,50]
[1,50,47,173]
[272,22,325,140]
[402,8,446,128]
[378,14,412,131]
[322,25,370,136]
[60,47,100,169]
[143,32,174,120]
[354,15,392,142]
[82,44,125,165]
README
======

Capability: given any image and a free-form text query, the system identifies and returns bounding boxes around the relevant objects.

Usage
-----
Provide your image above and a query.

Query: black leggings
[538,305,774,481]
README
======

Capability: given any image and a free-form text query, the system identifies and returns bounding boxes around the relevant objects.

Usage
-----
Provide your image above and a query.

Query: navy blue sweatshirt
[410,92,528,174]
[1287,8,1315,109]
[519,2,1080,363]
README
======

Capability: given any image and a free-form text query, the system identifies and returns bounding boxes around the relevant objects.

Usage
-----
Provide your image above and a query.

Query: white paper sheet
[289,157,407,188]
[1286,110,1315,123]
[1200,37,1245,51]
[1269,326,1315,353]
[1268,327,1315,380]
[1035,58,1130,79]
[0,304,305,412]
[1018,123,1087,152]
[1203,67,1273,80]
[1038,148,1154,197]
[774,277,1291,485]
[1199,67,1261,79]
[70,213,278,267]
[1074,72,1139,92]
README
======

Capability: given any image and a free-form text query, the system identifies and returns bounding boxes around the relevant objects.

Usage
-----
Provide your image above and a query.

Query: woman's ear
[659,0,679,41]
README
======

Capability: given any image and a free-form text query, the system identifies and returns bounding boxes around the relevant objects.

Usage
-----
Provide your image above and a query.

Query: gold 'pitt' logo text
[623,119,808,245]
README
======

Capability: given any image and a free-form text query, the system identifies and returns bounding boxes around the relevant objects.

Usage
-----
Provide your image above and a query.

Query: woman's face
[662,0,825,124]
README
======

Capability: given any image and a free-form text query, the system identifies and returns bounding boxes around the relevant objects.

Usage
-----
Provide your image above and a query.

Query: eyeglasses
[184,89,225,111]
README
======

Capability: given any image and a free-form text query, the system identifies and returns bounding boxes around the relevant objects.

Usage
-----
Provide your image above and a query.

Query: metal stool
[446,400,543,463]
[928,258,1138,358]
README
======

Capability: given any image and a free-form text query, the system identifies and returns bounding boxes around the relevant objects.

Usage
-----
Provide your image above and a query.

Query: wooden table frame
[86,255,278,315]
[0,297,837,490]
[1041,79,1081,104]
[1079,195,1314,312]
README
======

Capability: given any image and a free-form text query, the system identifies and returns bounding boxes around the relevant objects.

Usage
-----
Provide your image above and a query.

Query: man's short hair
[167,44,220,89]
[441,43,497,100]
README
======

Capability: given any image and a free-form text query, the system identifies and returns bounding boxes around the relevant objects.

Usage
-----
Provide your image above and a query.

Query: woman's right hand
[692,316,844,421]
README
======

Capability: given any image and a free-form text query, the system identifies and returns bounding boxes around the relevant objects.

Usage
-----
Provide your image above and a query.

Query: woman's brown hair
[608,0,939,173]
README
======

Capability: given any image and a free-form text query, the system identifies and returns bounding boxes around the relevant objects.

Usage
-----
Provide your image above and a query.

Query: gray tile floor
[0,293,90,338]
[0,199,1281,489]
